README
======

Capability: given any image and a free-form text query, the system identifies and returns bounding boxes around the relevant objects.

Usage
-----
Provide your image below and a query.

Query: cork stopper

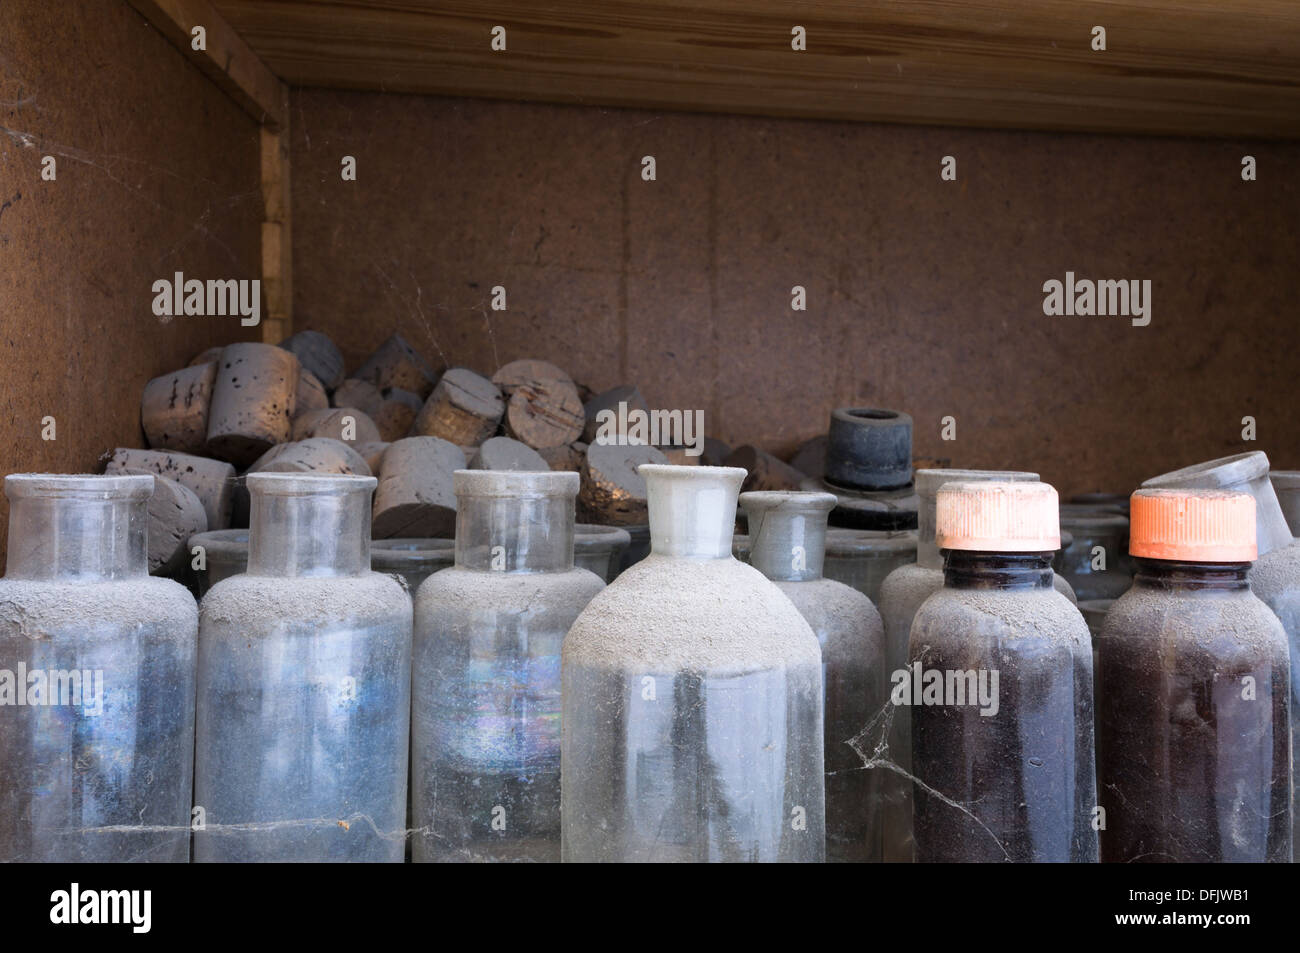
[936,481,1060,552]
[1129,488,1256,562]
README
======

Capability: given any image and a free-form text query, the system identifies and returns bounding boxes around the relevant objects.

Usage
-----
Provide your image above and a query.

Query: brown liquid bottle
[909,481,1097,862]
[1098,488,1292,862]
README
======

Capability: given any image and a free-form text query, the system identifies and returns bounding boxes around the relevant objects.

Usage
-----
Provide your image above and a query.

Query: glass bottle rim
[4,472,153,502]
[740,489,836,515]
[638,463,746,482]
[1143,451,1268,490]
[914,468,1038,500]
[453,468,578,499]
[246,472,376,496]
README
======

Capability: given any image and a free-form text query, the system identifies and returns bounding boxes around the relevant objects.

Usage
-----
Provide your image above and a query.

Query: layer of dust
[0,577,196,640]
[1248,543,1300,620]
[412,564,605,618]
[881,565,1078,647]
[917,584,1090,645]
[200,571,410,630]
[563,554,821,673]
[879,564,943,650]
[774,577,884,662]
[1102,581,1289,651]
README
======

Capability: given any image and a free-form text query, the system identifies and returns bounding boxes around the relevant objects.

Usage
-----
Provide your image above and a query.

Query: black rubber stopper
[824,407,913,491]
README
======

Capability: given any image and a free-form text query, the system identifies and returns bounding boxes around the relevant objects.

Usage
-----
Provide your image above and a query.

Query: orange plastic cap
[936,481,1060,552]
[1129,488,1256,562]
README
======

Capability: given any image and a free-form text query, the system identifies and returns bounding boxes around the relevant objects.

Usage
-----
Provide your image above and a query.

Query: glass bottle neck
[455,494,574,572]
[5,496,148,581]
[1132,556,1250,591]
[942,550,1055,590]
[748,509,826,581]
[645,466,743,559]
[247,486,371,577]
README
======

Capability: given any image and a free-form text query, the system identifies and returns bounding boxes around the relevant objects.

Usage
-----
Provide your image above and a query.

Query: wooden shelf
[209,0,1300,139]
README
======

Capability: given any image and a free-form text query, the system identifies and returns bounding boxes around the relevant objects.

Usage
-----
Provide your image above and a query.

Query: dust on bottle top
[936,480,1060,552]
[4,472,154,501]
[453,468,579,499]
[915,468,1038,500]
[739,489,837,515]
[246,471,377,495]
[1129,488,1256,563]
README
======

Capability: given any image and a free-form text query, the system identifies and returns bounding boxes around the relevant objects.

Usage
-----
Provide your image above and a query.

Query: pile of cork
[108,330,831,576]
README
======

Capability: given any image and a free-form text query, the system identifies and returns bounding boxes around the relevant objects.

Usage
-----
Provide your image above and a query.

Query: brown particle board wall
[0,0,263,570]
[292,88,1299,499]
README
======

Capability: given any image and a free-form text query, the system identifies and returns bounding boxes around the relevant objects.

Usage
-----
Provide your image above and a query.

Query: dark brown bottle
[1098,488,1292,862]
[909,481,1097,863]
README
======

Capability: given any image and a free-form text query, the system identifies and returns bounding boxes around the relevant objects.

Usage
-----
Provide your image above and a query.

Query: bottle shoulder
[912,583,1089,647]
[0,574,197,638]
[1102,582,1288,658]
[775,578,884,666]
[200,570,411,630]
[1052,572,1077,604]
[413,564,605,614]
[1249,542,1300,606]
[878,564,942,615]
[775,578,882,633]
[563,554,821,674]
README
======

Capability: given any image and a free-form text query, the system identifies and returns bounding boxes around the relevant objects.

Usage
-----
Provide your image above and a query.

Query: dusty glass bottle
[194,473,411,862]
[563,465,825,862]
[741,490,886,862]
[0,474,197,862]
[875,468,1065,861]
[412,470,603,862]
[909,480,1097,863]
[1143,451,1300,851]
[1098,489,1291,862]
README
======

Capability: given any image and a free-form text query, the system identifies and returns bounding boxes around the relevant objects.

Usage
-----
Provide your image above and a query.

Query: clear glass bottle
[1143,451,1300,852]
[1098,489,1291,862]
[741,490,886,862]
[0,474,197,862]
[194,473,411,862]
[563,465,825,862]
[909,481,1097,863]
[875,468,1058,862]
[412,470,604,862]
